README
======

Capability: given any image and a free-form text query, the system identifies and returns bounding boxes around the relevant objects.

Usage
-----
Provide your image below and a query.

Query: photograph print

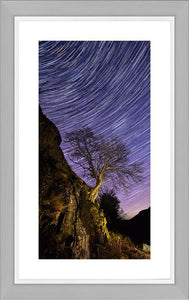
[39,41,150,259]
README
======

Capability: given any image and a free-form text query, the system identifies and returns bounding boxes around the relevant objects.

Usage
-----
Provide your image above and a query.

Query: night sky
[39,41,150,219]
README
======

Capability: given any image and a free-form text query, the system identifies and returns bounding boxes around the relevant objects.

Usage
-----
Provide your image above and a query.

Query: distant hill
[118,208,150,245]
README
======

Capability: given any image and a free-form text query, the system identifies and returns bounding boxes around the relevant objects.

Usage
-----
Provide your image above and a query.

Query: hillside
[39,106,150,259]
[118,208,150,245]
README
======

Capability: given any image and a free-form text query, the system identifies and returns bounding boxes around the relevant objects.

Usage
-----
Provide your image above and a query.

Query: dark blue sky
[39,41,150,218]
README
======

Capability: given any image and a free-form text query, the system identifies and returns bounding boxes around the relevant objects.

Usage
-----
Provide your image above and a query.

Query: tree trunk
[89,180,102,203]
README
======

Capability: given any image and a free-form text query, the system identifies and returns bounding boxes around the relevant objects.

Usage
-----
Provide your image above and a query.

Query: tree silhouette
[99,190,122,231]
[65,127,143,202]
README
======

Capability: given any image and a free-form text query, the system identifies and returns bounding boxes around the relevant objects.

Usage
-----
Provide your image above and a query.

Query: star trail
[39,41,150,219]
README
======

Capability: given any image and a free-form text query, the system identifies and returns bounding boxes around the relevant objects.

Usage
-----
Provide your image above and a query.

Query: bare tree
[65,127,143,202]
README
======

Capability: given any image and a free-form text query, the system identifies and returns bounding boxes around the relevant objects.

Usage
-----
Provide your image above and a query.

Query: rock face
[39,107,108,259]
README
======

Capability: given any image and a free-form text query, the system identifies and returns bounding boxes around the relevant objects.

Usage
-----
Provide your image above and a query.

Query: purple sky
[39,41,150,219]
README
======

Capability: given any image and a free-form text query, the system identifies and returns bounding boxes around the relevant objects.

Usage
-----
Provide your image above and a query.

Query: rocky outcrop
[39,107,108,259]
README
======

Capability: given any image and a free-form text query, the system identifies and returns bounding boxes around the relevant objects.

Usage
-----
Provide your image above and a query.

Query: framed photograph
[0,1,188,299]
